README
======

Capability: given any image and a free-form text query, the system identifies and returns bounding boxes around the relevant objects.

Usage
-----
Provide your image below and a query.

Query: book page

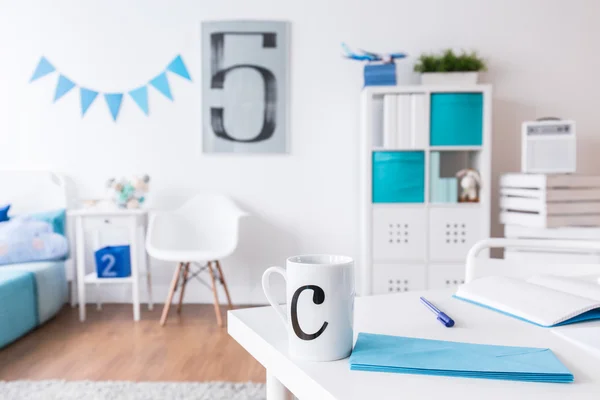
[455,276,600,326]
[527,275,600,302]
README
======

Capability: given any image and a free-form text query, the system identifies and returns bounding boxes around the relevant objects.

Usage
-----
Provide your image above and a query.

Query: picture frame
[201,20,290,154]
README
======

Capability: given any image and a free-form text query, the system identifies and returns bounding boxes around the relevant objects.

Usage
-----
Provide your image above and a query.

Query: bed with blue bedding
[0,210,69,349]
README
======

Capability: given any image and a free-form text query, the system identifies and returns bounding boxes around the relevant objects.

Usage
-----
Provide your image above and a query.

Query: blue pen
[420,297,455,328]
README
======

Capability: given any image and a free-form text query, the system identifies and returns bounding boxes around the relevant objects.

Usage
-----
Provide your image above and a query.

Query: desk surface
[228,291,600,400]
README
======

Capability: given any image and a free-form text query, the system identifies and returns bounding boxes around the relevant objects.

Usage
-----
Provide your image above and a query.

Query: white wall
[1,0,599,304]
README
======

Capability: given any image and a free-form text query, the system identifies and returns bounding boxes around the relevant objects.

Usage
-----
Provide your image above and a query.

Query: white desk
[69,208,152,322]
[228,291,600,400]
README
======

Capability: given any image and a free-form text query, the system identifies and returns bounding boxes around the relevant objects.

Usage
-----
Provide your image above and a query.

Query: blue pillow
[0,204,10,222]
[29,209,67,236]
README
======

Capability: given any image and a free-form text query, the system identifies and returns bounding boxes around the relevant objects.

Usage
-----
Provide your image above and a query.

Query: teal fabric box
[430,93,483,146]
[373,151,425,203]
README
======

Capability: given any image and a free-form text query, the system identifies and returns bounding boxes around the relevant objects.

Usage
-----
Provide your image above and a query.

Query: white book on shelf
[500,197,600,215]
[383,94,398,149]
[500,187,600,202]
[500,174,600,189]
[371,96,384,148]
[410,94,427,149]
[500,211,600,228]
[396,94,411,149]
[504,224,600,240]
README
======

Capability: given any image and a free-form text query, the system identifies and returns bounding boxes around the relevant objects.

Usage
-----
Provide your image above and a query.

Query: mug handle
[262,266,288,327]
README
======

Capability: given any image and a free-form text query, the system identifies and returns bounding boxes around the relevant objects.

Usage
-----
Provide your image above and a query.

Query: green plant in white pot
[414,49,486,85]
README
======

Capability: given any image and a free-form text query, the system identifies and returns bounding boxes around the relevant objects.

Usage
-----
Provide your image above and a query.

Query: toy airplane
[342,43,407,63]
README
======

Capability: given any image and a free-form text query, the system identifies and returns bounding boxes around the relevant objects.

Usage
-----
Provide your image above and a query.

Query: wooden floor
[0,304,265,382]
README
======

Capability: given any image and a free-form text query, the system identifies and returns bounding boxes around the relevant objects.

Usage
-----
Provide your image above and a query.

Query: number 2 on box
[101,254,117,277]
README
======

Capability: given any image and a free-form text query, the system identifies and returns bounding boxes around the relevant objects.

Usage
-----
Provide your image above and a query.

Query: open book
[454,275,600,327]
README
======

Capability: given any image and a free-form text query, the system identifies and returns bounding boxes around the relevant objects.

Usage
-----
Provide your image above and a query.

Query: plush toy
[106,175,150,209]
[456,169,481,203]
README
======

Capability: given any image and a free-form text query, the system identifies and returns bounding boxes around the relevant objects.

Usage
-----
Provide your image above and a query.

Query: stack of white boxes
[500,173,600,263]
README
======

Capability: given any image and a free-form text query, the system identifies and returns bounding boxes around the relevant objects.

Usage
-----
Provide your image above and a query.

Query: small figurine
[456,169,481,203]
[342,43,407,64]
[106,175,150,209]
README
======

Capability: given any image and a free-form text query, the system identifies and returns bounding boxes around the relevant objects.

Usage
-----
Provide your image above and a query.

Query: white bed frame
[0,170,77,304]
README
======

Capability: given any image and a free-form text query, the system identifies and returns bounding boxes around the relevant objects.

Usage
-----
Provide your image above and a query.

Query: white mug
[262,254,354,361]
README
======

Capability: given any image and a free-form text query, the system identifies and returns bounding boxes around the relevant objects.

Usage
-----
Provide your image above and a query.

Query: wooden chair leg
[215,260,234,310]
[207,261,223,327]
[177,263,190,314]
[160,262,182,326]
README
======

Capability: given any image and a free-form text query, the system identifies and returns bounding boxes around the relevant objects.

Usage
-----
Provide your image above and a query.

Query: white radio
[521,119,576,174]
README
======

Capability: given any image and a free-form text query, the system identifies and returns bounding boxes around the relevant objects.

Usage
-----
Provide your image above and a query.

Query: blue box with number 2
[94,245,131,278]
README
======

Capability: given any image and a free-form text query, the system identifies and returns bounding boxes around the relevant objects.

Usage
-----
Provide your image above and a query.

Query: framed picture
[202,20,290,153]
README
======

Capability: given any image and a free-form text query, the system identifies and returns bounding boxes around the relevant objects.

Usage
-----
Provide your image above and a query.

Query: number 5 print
[209,32,278,143]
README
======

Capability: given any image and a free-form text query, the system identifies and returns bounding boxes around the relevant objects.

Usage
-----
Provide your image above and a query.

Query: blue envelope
[349,333,573,383]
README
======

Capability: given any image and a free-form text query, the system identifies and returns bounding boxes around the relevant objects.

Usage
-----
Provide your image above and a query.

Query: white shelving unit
[359,84,492,295]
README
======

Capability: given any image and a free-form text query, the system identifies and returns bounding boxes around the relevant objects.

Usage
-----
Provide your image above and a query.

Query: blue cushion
[29,209,66,236]
[0,204,10,223]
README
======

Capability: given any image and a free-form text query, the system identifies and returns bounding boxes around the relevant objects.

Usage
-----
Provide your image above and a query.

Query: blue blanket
[0,269,37,348]
[5,261,67,324]
[0,218,68,266]
[0,261,67,349]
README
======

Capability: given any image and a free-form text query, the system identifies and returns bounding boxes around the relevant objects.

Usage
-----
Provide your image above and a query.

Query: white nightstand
[68,208,153,322]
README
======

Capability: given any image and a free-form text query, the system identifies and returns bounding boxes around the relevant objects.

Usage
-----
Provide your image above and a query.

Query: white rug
[0,380,266,400]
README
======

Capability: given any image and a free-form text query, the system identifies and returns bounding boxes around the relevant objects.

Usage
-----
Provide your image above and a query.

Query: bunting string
[29,55,192,121]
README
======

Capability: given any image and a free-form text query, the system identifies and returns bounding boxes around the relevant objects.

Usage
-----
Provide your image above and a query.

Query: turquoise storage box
[373,151,425,203]
[430,93,483,146]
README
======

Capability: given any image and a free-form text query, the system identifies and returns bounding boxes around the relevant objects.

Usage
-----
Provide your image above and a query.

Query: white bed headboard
[0,170,74,214]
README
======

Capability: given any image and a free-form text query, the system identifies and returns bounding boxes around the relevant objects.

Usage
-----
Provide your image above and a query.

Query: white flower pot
[420,72,479,85]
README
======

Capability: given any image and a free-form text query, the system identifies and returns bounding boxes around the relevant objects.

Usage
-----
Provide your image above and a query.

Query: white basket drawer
[427,264,466,290]
[372,263,426,295]
[428,207,482,261]
[373,207,426,261]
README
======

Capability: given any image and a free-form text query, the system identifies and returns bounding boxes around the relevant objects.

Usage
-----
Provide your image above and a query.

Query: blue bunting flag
[149,72,173,100]
[104,93,124,121]
[30,57,55,82]
[167,55,191,81]
[129,86,149,115]
[80,88,99,116]
[54,75,76,102]
[29,54,191,121]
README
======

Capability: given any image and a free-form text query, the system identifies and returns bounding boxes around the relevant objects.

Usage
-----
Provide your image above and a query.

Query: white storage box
[427,264,466,290]
[372,206,426,261]
[428,206,481,261]
[372,264,426,295]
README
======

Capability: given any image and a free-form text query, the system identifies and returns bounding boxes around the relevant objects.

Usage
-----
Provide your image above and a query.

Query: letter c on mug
[290,285,329,341]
